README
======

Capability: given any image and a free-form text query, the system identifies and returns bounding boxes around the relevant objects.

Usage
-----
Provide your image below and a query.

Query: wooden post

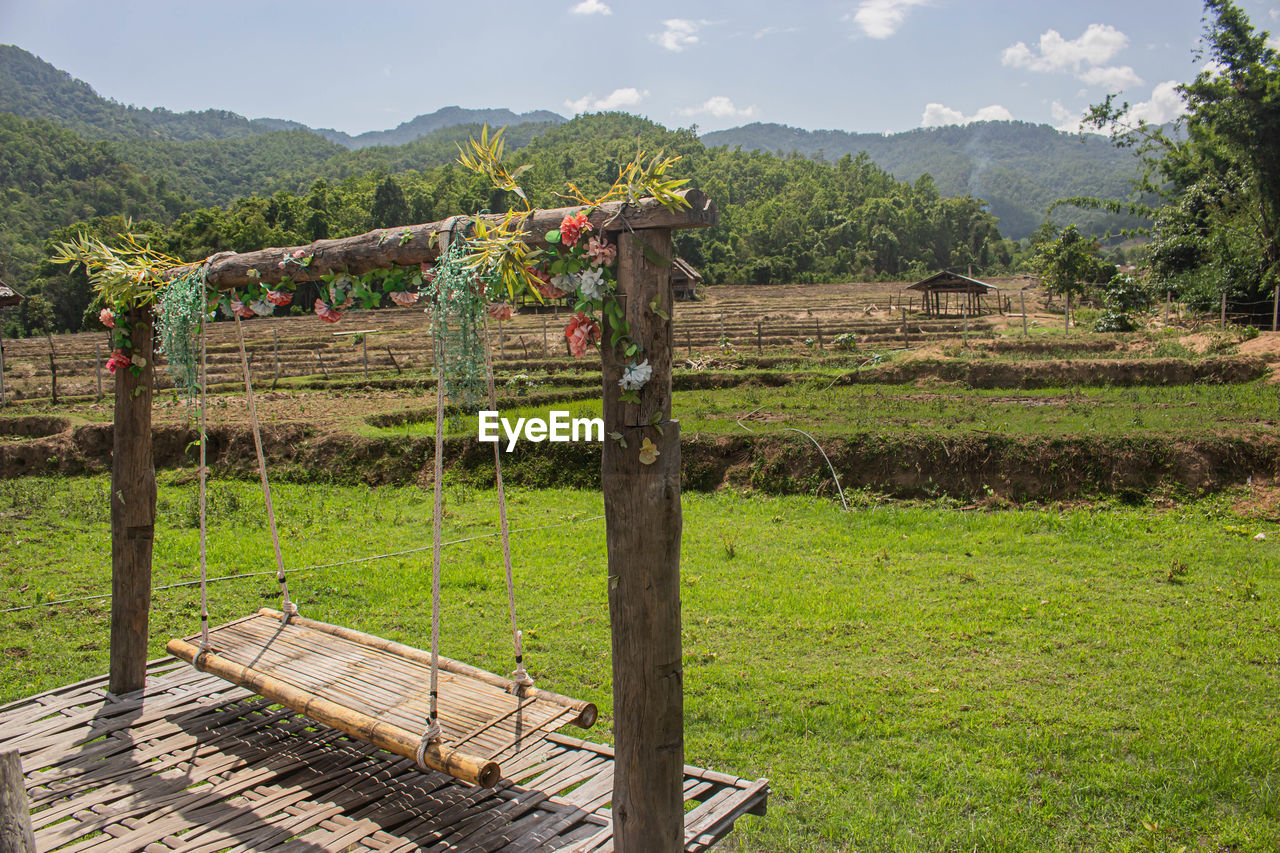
[0,750,36,853]
[542,316,549,355]
[362,334,369,378]
[1273,287,1278,333]
[756,319,763,355]
[1165,291,1171,323]
[47,335,57,406]
[1221,291,1227,328]
[1020,291,1028,337]
[315,350,329,378]
[963,300,969,345]
[686,329,692,358]
[109,307,156,695]
[0,334,6,406]
[498,317,505,358]
[96,351,103,400]
[816,319,824,351]
[272,329,281,383]
[603,228,683,853]
[901,307,908,349]
[385,345,402,374]
[1065,293,1071,334]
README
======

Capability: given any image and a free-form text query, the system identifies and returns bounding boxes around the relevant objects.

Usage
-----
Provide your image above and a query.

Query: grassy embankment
[1,475,1277,851]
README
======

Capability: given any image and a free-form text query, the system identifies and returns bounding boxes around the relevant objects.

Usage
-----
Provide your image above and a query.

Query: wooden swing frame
[109,189,719,852]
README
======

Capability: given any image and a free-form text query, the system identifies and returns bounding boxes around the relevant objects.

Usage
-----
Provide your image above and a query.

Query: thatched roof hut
[0,278,23,309]
[672,258,703,301]
[907,270,999,316]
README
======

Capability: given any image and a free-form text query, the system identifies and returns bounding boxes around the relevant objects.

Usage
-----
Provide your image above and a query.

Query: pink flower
[230,298,255,319]
[266,290,292,307]
[99,308,115,329]
[585,237,616,267]
[564,312,600,357]
[106,349,131,373]
[559,212,591,248]
[389,291,420,307]
[487,302,515,322]
[528,267,568,300]
[314,302,343,323]
[291,248,306,259]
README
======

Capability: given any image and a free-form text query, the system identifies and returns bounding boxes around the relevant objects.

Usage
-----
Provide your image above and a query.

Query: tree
[1033,225,1109,330]
[1085,0,1280,315]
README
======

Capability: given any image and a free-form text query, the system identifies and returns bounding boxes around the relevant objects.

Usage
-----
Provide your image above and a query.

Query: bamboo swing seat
[166,609,597,789]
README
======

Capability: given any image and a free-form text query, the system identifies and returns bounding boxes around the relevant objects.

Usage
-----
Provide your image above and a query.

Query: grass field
[2,475,1277,851]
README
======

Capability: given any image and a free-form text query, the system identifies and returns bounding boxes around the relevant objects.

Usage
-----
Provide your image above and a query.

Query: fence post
[498,316,505,358]
[687,329,692,358]
[902,307,909,349]
[361,335,369,378]
[0,749,37,853]
[1065,293,1070,334]
[963,301,969,345]
[0,335,7,406]
[1020,291,1028,337]
[1221,291,1227,328]
[96,352,103,400]
[756,319,763,355]
[385,345,402,374]
[1273,287,1278,333]
[1165,291,1171,323]
[315,350,329,378]
[272,329,281,383]
[816,319,824,351]
[46,335,57,406]
[542,317,549,355]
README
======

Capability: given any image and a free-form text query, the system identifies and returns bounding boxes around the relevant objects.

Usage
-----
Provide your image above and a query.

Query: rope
[425,329,445,745]
[482,316,533,689]
[233,313,296,623]
[198,311,210,654]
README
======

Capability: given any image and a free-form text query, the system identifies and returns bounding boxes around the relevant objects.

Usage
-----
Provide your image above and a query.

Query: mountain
[0,45,563,150]
[702,121,1148,239]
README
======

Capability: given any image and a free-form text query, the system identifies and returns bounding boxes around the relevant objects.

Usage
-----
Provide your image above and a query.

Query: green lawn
[1,476,1277,851]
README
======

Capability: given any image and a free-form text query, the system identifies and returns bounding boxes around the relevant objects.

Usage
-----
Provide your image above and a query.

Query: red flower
[487,302,515,322]
[99,308,115,329]
[559,212,591,248]
[314,302,343,323]
[528,267,568,300]
[564,311,600,357]
[230,298,255,319]
[106,349,131,373]
[266,290,292,307]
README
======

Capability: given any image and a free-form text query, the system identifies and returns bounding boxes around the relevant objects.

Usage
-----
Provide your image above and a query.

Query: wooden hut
[671,257,703,301]
[908,270,999,317]
[0,277,21,405]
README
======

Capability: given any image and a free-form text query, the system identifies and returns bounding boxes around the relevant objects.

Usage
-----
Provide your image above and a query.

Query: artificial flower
[559,212,591,247]
[420,262,436,282]
[106,350,131,373]
[487,302,516,321]
[314,302,343,323]
[529,267,568,300]
[551,272,579,295]
[619,358,652,391]
[249,299,274,317]
[564,311,600,357]
[99,308,115,329]
[266,290,293,307]
[389,291,421,307]
[578,267,606,300]
[230,298,255,319]
[585,236,616,267]
[638,437,660,465]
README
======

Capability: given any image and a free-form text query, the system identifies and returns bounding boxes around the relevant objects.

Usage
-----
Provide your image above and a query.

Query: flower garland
[156,265,210,398]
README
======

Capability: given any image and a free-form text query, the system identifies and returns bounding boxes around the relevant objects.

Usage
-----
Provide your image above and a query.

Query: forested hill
[702,121,1146,239]
[0,45,563,148]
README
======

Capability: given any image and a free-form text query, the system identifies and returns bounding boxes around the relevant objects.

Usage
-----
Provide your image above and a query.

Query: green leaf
[546,230,562,244]
[626,343,639,356]
[641,243,673,267]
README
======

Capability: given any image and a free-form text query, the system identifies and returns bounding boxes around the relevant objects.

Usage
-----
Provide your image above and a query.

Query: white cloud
[848,0,931,39]
[1268,33,1280,50]
[1077,65,1144,89]
[653,18,702,51]
[680,96,759,119]
[1002,24,1128,73]
[570,0,611,14]
[1051,100,1088,133]
[564,87,649,114]
[754,25,798,39]
[920,102,1013,127]
[1127,80,1187,125]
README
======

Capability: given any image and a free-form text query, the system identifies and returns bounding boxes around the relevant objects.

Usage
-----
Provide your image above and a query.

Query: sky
[2,0,1278,136]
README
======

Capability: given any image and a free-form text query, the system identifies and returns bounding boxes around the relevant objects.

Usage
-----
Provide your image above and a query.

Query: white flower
[249,299,274,317]
[551,273,579,295]
[619,358,652,391]
[578,267,606,300]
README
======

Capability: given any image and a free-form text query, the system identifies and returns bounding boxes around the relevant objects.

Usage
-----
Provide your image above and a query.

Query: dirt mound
[844,356,1267,389]
[0,416,70,439]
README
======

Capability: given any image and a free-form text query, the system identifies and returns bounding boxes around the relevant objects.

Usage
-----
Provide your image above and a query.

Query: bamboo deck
[1,658,767,852]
